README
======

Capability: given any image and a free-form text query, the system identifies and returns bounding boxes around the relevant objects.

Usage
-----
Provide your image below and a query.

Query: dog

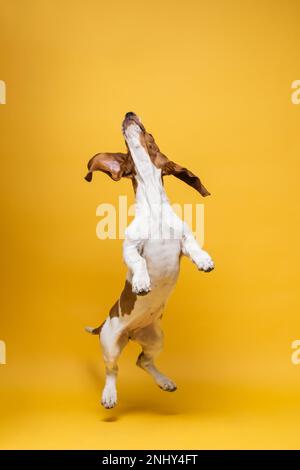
[85,112,214,408]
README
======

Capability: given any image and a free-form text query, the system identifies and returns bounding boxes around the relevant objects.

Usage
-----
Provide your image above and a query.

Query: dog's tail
[85,323,104,335]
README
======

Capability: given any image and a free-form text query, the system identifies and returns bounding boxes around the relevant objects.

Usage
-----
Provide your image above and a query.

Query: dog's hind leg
[134,321,177,392]
[100,318,128,409]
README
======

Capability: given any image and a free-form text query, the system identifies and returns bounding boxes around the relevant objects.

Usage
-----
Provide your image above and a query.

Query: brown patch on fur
[131,177,138,193]
[139,132,168,168]
[119,280,137,316]
[109,300,119,319]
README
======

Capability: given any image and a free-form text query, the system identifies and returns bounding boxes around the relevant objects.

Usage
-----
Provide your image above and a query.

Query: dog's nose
[125,112,136,119]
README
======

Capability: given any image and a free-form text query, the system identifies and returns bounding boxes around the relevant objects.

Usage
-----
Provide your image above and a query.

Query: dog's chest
[143,239,181,282]
[123,240,180,331]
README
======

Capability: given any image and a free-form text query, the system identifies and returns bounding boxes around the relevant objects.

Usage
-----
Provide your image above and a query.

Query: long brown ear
[84,152,133,182]
[163,160,210,197]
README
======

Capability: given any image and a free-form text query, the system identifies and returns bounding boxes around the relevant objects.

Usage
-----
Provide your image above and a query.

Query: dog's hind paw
[157,376,177,392]
[101,386,117,409]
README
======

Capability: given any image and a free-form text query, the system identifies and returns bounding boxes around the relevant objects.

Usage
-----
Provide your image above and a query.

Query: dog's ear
[84,153,133,182]
[162,160,210,197]
[142,132,210,196]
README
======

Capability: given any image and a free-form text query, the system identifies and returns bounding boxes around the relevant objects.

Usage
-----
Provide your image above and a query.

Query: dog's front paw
[132,272,151,295]
[195,251,214,272]
[101,385,117,409]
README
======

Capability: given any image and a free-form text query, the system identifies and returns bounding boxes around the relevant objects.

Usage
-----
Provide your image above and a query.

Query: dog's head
[85,112,210,197]
[122,111,145,135]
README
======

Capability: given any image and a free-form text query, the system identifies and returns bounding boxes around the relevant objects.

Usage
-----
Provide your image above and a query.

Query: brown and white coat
[85,112,214,409]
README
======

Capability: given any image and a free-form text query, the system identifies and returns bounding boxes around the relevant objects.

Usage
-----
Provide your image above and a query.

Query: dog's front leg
[181,225,214,272]
[123,238,151,295]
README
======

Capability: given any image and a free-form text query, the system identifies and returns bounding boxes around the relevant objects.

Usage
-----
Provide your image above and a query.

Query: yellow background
[1,0,300,450]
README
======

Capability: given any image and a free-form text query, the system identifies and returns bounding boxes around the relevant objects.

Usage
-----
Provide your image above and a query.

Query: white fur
[98,123,214,408]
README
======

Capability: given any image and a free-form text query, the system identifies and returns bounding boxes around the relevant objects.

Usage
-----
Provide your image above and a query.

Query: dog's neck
[124,124,169,215]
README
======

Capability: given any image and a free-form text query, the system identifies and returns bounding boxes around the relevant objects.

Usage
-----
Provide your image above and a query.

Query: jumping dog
[85,112,214,408]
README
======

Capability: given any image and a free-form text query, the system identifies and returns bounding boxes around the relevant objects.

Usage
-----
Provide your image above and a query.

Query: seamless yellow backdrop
[0,0,300,449]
